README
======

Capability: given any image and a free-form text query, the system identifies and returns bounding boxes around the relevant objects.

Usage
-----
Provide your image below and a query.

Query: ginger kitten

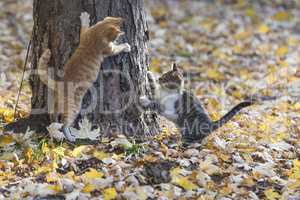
[38,12,131,141]
[140,63,255,142]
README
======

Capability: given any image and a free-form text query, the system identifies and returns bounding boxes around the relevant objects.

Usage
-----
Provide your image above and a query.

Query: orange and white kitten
[38,12,131,141]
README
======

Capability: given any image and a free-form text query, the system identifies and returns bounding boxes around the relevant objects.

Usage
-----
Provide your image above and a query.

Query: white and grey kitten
[140,63,254,142]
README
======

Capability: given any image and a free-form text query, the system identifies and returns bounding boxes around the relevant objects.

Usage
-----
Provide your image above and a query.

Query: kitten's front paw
[122,43,131,52]
[139,96,152,107]
[80,12,90,26]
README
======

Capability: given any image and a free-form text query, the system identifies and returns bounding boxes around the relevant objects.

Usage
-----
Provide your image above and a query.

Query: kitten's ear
[172,63,178,71]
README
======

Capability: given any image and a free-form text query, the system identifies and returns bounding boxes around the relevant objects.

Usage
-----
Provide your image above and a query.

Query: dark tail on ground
[211,101,254,131]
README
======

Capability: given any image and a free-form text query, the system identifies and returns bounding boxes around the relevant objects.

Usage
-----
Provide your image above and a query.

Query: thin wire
[14,38,32,120]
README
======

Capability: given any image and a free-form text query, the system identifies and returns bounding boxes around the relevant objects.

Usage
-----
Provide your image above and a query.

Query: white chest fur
[157,87,180,122]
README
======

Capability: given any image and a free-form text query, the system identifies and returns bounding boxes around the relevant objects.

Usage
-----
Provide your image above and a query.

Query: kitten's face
[158,63,184,90]
[94,17,124,44]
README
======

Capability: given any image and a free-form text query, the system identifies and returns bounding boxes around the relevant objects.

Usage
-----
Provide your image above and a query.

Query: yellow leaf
[234,31,252,40]
[219,184,232,195]
[257,24,269,34]
[293,160,300,168]
[272,11,291,21]
[287,36,299,46]
[276,46,289,57]
[111,153,124,160]
[212,49,227,60]
[266,73,277,85]
[103,187,117,200]
[200,18,216,32]
[216,152,230,162]
[232,45,242,54]
[82,183,96,193]
[231,90,243,99]
[64,171,75,179]
[289,160,300,180]
[170,167,182,177]
[35,161,58,175]
[24,147,33,163]
[207,69,224,81]
[278,60,288,68]
[35,166,54,175]
[46,172,60,183]
[83,168,103,179]
[72,145,88,157]
[41,142,50,154]
[52,146,65,157]
[93,150,109,160]
[271,132,287,143]
[241,177,255,187]
[245,7,255,17]
[0,108,14,123]
[48,184,61,193]
[264,189,281,200]
[210,111,219,121]
[172,177,198,191]
[0,135,14,147]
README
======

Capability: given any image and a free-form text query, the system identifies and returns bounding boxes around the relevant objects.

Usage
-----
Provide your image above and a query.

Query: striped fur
[140,63,254,143]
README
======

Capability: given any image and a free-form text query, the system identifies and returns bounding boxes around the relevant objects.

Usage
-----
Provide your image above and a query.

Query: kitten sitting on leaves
[38,12,131,142]
[140,63,255,143]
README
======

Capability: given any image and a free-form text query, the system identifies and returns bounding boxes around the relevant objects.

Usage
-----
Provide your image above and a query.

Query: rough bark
[6,0,159,138]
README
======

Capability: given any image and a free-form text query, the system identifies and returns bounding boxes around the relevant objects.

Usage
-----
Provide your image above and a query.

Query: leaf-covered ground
[0,0,300,199]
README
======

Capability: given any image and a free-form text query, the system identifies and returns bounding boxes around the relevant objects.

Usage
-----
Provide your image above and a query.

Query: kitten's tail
[37,49,56,89]
[211,100,254,131]
[211,95,279,131]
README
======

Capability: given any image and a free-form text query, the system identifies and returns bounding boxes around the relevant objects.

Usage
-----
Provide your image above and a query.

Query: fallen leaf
[70,117,101,140]
[82,183,97,193]
[276,46,289,57]
[207,68,224,81]
[272,11,291,21]
[71,145,88,157]
[47,183,62,193]
[0,135,14,147]
[264,188,281,200]
[257,23,269,34]
[172,177,198,191]
[103,187,117,200]
[82,168,103,180]
[93,150,109,160]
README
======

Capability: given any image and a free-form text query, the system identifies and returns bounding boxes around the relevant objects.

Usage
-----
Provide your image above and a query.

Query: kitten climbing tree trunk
[5,0,159,137]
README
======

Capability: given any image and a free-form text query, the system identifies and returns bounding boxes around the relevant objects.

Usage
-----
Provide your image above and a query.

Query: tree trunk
[6,0,159,138]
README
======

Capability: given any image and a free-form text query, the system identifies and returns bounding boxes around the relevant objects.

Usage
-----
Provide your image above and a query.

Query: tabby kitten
[140,63,254,142]
[38,12,131,142]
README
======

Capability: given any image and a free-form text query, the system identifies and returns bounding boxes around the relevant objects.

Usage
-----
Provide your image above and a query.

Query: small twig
[13,38,32,120]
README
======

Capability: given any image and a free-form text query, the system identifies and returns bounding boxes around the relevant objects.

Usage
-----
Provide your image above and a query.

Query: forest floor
[0,0,300,199]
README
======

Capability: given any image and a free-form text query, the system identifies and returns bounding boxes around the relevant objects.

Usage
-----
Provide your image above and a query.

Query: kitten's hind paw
[63,126,76,142]
[139,96,152,107]
[80,12,90,27]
